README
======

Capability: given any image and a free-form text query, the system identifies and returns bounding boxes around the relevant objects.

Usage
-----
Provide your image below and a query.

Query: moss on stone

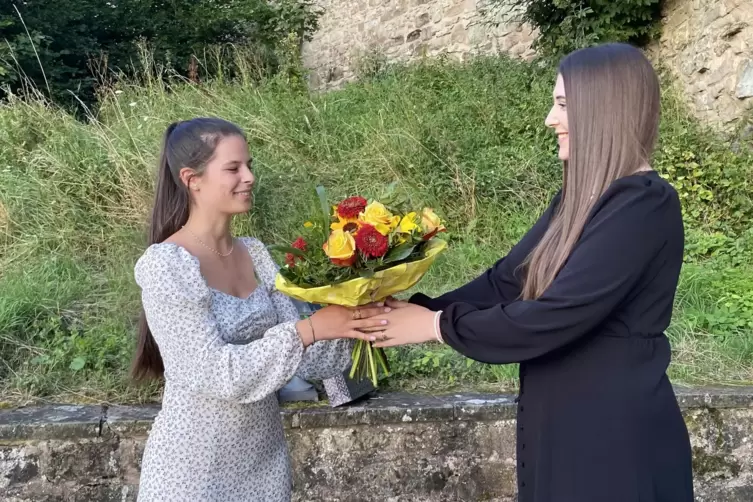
[692,447,741,478]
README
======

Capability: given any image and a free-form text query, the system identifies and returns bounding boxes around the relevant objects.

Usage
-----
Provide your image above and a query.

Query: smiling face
[545,74,569,161]
[180,134,255,215]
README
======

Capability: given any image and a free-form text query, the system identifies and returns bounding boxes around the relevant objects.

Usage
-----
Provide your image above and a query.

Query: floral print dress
[134,237,353,502]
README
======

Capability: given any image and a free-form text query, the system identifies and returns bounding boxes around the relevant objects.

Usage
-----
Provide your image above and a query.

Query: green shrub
[0,0,320,109]
[487,0,664,58]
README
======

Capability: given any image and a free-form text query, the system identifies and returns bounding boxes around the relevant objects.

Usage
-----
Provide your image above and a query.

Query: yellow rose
[323,229,357,266]
[359,201,400,236]
[397,212,420,234]
[421,208,446,240]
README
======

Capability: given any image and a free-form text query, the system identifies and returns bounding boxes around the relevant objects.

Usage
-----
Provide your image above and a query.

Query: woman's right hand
[296,304,390,345]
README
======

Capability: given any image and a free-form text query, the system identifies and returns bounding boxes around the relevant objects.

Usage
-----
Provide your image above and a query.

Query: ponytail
[130,117,246,381]
[131,122,188,381]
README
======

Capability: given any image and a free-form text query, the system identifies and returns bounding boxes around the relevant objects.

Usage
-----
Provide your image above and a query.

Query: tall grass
[0,55,751,405]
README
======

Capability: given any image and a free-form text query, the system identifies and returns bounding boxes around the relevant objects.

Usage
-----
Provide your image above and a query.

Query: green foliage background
[0,0,320,109]
[0,53,751,404]
[1,0,751,405]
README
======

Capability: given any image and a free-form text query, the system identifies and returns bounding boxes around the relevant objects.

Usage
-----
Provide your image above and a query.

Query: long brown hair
[521,43,661,300]
[131,117,246,381]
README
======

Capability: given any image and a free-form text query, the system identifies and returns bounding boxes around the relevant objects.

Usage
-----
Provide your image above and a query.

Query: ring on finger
[380,333,388,341]
[352,309,361,320]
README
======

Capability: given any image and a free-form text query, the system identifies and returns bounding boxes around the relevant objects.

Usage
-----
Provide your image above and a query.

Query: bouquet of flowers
[272,185,447,386]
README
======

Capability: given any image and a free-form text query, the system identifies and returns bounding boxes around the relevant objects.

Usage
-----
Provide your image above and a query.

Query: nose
[545,106,557,128]
[241,164,255,185]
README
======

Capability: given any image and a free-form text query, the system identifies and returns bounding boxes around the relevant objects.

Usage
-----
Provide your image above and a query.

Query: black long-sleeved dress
[411,171,694,502]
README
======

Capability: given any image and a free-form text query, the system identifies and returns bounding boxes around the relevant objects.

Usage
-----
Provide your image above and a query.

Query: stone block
[468,24,487,45]
[421,25,436,41]
[703,4,725,26]
[325,66,344,83]
[68,484,128,502]
[446,2,467,18]
[0,446,40,489]
[413,43,429,57]
[450,23,467,44]
[42,439,120,482]
[721,21,748,39]
[380,5,407,23]
[736,60,753,98]
[706,56,736,86]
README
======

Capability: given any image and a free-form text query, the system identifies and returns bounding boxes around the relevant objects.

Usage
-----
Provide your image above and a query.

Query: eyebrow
[555,95,566,100]
[223,158,252,167]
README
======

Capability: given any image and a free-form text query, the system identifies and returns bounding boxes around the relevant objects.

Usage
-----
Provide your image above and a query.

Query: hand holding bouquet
[272,186,447,386]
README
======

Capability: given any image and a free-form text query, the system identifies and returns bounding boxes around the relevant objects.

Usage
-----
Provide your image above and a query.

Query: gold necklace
[182,225,234,257]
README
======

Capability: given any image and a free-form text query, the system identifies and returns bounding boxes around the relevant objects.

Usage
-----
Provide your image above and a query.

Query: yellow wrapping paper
[274,239,447,307]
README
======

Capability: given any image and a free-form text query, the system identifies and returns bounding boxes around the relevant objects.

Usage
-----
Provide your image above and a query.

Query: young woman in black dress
[371,43,694,501]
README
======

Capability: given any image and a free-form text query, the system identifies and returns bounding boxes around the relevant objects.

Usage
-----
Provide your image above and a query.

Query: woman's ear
[179,167,199,192]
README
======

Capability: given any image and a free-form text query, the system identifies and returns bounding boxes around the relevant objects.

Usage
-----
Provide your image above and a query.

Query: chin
[226,203,252,215]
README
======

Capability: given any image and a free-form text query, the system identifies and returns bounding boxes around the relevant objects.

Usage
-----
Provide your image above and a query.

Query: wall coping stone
[2,386,752,442]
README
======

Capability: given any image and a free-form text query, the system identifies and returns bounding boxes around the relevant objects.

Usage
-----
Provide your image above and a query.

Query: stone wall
[2,388,753,501]
[302,0,536,90]
[653,0,753,126]
[301,0,753,127]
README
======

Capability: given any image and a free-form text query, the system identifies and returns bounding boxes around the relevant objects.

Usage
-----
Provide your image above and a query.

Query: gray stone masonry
[303,0,753,127]
[1,388,752,501]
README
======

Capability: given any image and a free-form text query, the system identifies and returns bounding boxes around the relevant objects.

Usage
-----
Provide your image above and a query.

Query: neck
[183,210,234,251]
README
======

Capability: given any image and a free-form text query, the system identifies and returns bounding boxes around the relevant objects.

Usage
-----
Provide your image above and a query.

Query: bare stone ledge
[1,387,752,501]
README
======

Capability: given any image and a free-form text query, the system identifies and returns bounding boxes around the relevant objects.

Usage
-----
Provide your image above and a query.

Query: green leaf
[69,357,86,371]
[380,181,399,203]
[267,245,307,259]
[383,243,416,264]
[358,268,375,279]
[30,355,49,365]
[316,185,332,229]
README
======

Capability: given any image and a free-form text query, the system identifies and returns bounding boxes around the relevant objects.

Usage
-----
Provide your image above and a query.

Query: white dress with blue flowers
[134,237,352,502]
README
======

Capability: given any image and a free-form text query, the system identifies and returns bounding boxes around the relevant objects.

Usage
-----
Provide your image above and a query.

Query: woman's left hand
[370,299,437,348]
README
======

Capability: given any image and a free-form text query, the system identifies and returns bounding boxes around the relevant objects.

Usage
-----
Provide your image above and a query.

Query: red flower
[286,237,308,267]
[336,196,368,220]
[292,236,308,251]
[330,255,357,267]
[355,224,389,258]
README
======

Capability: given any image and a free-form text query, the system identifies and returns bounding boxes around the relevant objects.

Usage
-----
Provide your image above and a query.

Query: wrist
[433,310,444,344]
[295,319,315,347]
